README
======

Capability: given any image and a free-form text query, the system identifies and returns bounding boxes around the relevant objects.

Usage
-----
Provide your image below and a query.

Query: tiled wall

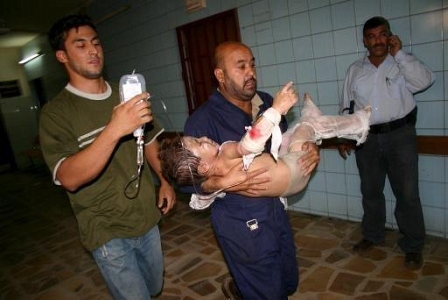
[84,0,447,237]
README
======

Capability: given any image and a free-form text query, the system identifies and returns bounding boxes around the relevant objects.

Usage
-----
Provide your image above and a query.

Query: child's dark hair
[363,16,391,35]
[159,136,205,186]
[48,14,97,51]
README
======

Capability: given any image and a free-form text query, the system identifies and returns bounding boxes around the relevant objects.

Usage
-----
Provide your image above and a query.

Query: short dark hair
[159,136,205,186]
[48,14,97,51]
[363,16,391,35]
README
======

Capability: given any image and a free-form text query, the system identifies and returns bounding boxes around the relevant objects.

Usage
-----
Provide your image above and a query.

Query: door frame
[176,9,241,114]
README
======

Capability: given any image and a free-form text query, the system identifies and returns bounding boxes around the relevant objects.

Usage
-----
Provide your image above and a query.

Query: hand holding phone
[388,32,402,57]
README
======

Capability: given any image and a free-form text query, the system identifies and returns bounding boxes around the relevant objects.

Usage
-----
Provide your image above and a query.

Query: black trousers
[355,124,425,253]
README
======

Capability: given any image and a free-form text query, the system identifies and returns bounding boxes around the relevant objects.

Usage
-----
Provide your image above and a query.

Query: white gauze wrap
[240,107,282,169]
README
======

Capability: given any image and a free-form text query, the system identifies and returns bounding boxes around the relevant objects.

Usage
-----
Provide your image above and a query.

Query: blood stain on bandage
[248,127,261,139]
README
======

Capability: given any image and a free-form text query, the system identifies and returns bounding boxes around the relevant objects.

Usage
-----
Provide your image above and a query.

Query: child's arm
[238,81,298,157]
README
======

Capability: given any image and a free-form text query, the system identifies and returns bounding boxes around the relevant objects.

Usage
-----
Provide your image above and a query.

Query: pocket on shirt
[386,75,405,100]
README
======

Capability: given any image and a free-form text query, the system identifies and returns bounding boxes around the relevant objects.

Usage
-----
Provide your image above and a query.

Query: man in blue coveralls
[183,41,320,299]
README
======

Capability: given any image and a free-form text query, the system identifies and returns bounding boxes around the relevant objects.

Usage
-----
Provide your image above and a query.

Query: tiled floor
[1,164,448,299]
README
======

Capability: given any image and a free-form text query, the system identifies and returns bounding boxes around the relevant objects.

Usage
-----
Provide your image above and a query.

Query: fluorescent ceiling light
[18,52,42,65]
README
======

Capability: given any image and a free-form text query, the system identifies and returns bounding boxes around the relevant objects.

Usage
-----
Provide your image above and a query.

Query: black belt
[369,107,417,134]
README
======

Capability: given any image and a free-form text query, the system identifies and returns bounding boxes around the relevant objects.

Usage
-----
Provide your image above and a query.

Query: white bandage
[270,125,282,161]
[240,108,281,156]
[300,107,371,146]
[189,192,226,210]
[242,153,257,171]
[262,107,281,125]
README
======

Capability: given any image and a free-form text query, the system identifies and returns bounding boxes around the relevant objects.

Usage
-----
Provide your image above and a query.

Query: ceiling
[0,0,90,48]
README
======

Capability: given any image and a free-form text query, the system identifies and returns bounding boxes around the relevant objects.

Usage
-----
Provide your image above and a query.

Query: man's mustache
[245,77,256,85]
[368,43,387,50]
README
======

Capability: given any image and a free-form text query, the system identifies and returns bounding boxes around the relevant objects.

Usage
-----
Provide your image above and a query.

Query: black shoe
[221,277,242,300]
[405,252,423,270]
[353,239,375,253]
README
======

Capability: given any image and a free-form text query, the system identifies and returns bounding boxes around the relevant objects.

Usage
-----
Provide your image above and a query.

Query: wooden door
[0,110,16,171]
[176,9,241,114]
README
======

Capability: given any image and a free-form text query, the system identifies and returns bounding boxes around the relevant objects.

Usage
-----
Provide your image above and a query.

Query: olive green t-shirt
[39,82,162,251]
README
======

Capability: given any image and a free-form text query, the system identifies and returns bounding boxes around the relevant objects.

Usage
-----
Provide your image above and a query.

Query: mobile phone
[388,32,394,49]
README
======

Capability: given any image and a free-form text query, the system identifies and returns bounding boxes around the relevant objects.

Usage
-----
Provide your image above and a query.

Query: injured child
[160,82,371,209]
